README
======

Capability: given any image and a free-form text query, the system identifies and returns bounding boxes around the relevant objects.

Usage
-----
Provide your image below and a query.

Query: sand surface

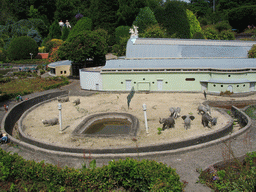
[22,93,254,149]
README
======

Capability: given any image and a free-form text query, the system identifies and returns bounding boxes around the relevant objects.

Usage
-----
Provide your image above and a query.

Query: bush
[0,49,7,62]
[0,150,183,191]
[203,26,219,40]
[141,24,167,38]
[214,21,232,32]
[248,44,256,58]
[27,28,42,46]
[45,39,63,53]
[68,17,92,39]
[61,26,70,41]
[218,30,235,40]
[7,36,38,60]
[112,36,129,56]
[192,32,205,39]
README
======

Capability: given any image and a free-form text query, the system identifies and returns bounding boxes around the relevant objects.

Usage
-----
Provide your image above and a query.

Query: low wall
[2,90,68,135]
[2,92,253,157]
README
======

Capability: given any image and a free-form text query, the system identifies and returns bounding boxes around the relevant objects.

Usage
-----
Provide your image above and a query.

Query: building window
[143,78,145,80]
[185,78,195,81]
[221,85,223,87]
[60,71,63,74]
[64,71,66,74]
[165,82,168,84]
[121,82,123,84]
[237,85,239,87]
[213,84,216,87]
[243,84,245,87]
[228,75,231,77]
[152,82,155,84]
[134,82,136,84]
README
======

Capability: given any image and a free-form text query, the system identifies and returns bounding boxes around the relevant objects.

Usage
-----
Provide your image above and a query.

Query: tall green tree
[89,0,119,34]
[54,0,76,24]
[132,7,158,34]
[68,17,92,38]
[48,20,61,39]
[155,0,190,38]
[117,0,149,26]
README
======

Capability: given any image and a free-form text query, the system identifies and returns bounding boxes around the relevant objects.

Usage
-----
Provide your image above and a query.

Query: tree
[61,26,70,41]
[117,0,149,26]
[54,0,76,24]
[155,0,190,38]
[188,0,210,18]
[132,7,158,34]
[58,30,108,63]
[48,20,61,39]
[186,9,202,38]
[115,26,130,43]
[7,36,38,60]
[68,17,92,38]
[89,0,119,42]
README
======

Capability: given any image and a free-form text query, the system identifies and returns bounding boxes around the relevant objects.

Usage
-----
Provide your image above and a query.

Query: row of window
[213,84,246,87]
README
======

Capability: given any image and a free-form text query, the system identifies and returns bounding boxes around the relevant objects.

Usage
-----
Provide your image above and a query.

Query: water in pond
[84,118,131,135]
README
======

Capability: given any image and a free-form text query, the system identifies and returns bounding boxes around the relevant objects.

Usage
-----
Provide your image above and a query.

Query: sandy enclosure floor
[22,93,254,149]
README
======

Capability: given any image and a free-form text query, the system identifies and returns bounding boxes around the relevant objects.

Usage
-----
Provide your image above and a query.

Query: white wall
[80,70,102,90]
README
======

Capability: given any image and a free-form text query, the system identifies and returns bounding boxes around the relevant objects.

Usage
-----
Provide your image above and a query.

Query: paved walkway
[1,80,256,192]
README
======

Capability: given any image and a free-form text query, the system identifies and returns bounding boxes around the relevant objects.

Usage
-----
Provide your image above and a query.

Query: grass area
[3,59,50,65]
[245,105,256,119]
[0,73,69,101]
[198,144,256,191]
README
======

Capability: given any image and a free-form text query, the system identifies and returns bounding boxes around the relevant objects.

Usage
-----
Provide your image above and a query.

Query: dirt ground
[22,92,250,149]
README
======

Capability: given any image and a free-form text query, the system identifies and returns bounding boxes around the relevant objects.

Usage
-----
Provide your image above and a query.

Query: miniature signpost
[127,86,135,109]
[58,103,62,133]
[142,104,149,134]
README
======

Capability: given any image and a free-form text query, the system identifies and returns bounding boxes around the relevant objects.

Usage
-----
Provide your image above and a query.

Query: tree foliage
[48,20,61,39]
[54,0,76,24]
[68,17,92,39]
[7,36,38,60]
[155,0,190,38]
[58,30,108,63]
[141,24,167,38]
[228,5,256,32]
[248,44,256,58]
[186,9,202,38]
[132,7,157,34]
[115,26,130,43]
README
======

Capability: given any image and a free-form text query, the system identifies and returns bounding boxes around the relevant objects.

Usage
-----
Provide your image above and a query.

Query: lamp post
[142,104,149,134]
[29,53,33,60]
[58,103,63,133]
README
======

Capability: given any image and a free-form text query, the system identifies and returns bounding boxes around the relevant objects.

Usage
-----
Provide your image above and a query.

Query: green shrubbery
[202,23,235,40]
[7,36,38,60]
[248,44,256,58]
[68,17,92,39]
[0,148,183,191]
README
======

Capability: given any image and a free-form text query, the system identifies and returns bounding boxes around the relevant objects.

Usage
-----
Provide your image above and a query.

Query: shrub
[7,36,38,60]
[142,24,167,38]
[48,46,61,62]
[248,44,256,58]
[214,21,232,32]
[192,32,205,39]
[112,36,129,56]
[45,39,63,53]
[203,26,219,40]
[0,49,7,62]
[27,28,42,46]
[218,30,235,40]
[38,46,47,53]
[68,17,92,39]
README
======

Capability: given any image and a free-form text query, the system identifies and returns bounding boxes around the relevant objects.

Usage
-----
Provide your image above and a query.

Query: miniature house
[48,60,72,77]
[80,37,256,94]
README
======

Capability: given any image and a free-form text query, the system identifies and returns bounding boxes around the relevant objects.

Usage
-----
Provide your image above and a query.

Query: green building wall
[101,71,255,93]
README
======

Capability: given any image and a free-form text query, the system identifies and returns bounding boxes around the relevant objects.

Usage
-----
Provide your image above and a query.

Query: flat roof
[103,58,256,70]
[48,60,72,68]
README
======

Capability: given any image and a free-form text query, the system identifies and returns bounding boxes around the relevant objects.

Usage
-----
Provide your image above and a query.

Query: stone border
[72,112,139,137]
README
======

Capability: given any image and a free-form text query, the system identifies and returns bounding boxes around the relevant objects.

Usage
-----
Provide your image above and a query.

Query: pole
[142,104,149,134]
[58,103,62,133]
